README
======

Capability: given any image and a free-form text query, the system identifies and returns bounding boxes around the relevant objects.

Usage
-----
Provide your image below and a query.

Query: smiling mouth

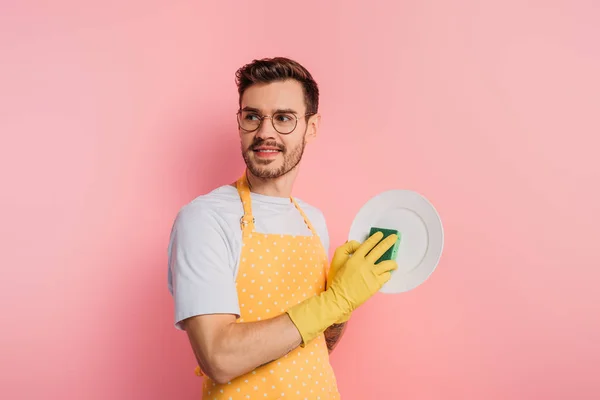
[253,147,281,158]
[251,145,283,161]
[252,141,284,152]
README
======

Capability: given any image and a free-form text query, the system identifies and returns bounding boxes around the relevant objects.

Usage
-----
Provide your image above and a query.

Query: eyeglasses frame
[236,110,316,135]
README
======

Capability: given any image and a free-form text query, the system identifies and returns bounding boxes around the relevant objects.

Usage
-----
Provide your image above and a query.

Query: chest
[235,233,328,322]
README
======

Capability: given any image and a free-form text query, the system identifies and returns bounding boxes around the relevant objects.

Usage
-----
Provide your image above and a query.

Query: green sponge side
[368,227,401,263]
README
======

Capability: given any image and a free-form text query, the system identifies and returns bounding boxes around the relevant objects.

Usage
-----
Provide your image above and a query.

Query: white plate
[348,189,444,293]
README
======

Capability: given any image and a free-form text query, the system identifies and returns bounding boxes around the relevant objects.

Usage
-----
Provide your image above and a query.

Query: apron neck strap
[235,170,319,237]
[236,171,255,232]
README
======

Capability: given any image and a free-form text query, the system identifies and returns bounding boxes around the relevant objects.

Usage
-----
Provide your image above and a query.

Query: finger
[353,231,385,258]
[373,260,398,276]
[332,240,361,263]
[365,234,398,264]
[377,271,393,286]
[343,240,361,256]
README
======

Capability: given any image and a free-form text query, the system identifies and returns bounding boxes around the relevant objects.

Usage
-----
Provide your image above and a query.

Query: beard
[241,134,306,179]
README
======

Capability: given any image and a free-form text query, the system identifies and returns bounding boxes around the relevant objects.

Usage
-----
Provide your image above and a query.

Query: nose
[254,116,278,139]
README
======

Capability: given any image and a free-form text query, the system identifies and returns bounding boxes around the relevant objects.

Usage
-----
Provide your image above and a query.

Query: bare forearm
[218,314,302,377]
[191,313,302,383]
[324,322,348,353]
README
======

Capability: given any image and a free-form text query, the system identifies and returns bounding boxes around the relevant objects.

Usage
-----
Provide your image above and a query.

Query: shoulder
[168,186,243,275]
[172,185,241,236]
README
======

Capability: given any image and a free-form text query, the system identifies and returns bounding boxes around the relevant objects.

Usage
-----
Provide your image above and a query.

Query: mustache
[249,138,285,152]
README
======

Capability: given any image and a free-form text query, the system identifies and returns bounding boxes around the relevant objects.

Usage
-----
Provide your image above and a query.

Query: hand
[327,231,398,313]
[327,240,363,323]
[286,231,397,346]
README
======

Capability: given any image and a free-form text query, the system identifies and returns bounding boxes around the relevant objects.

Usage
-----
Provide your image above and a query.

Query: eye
[243,113,260,121]
[275,113,294,122]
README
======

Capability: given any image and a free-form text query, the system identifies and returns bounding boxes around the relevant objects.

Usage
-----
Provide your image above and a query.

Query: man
[168,57,397,399]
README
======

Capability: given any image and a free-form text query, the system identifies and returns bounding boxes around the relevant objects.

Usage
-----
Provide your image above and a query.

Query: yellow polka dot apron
[197,171,340,399]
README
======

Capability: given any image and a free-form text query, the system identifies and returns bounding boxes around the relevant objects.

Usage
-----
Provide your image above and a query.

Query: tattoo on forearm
[324,323,346,352]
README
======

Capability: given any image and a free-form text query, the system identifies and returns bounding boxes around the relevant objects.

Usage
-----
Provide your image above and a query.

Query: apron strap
[236,171,256,234]
[291,197,319,237]
[236,169,319,237]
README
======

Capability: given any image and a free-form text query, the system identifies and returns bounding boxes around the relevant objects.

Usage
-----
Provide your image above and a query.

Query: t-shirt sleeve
[168,205,240,330]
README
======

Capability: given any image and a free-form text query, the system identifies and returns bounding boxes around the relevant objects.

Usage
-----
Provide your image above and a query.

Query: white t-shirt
[167,184,330,330]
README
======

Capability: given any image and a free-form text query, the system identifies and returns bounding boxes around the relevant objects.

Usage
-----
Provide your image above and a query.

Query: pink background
[2,1,599,399]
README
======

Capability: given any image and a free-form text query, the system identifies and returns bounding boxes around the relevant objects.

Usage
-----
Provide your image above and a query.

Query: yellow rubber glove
[287,231,398,346]
[326,240,363,324]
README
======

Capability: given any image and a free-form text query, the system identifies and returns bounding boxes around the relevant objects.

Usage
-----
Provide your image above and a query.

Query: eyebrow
[241,106,299,114]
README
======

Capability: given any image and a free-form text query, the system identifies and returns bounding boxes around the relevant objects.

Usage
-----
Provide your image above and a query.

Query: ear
[305,113,321,144]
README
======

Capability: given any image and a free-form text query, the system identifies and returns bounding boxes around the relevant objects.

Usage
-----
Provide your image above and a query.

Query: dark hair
[235,57,319,115]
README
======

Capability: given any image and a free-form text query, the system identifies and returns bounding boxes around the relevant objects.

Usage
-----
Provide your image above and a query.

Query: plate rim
[347,189,444,293]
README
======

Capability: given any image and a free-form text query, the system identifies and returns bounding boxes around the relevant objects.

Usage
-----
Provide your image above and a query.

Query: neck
[245,167,299,198]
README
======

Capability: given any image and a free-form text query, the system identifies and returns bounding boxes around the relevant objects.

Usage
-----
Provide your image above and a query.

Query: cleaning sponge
[368,227,401,263]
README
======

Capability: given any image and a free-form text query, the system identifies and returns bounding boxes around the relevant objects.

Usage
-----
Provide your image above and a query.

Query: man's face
[239,79,317,179]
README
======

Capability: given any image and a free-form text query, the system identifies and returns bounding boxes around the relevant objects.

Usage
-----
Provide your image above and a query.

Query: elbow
[203,355,235,385]
[212,373,233,386]
[209,367,232,385]
[185,319,239,385]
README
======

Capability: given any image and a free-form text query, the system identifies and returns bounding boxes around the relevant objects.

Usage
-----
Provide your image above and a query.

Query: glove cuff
[286,290,347,347]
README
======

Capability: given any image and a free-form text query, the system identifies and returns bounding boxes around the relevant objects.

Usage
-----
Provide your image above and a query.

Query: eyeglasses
[237,110,314,135]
